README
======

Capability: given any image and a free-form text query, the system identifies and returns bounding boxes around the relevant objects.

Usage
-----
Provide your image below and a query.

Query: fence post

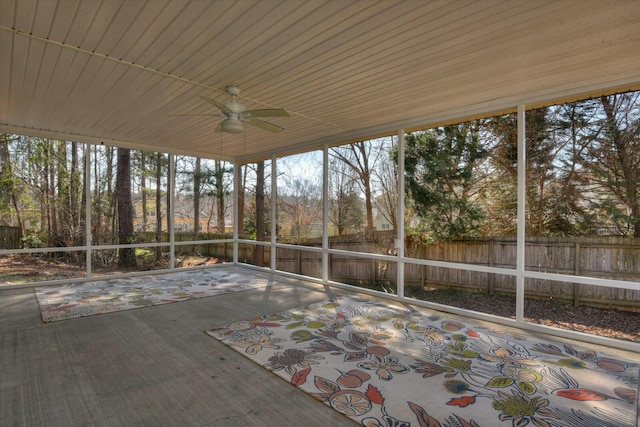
[372,259,377,286]
[488,238,495,295]
[420,243,426,289]
[573,242,581,307]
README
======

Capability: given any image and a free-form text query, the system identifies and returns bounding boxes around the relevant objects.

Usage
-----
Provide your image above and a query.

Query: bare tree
[154,152,165,262]
[278,175,322,243]
[141,152,148,232]
[214,160,231,233]
[330,141,387,235]
[328,157,363,235]
[254,161,265,266]
[116,147,136,267]
[372,138,398,233]
[236,165,246,236]
[193,157,201,233]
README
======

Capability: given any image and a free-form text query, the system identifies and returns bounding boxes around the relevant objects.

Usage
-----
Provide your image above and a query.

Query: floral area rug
[206,295,639,427]
[35,268,273,322]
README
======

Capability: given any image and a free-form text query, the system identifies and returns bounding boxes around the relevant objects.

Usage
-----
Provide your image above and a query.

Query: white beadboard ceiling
[1,0,639,162]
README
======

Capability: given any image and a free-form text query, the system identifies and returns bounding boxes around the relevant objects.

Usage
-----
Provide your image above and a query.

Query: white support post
[322,145,329,283]
[168,153,175,269]
[516,104,526,323]
[85,143,92,277]
[396,130,405,298]
[271,156,277,271]
[233,162,239,264]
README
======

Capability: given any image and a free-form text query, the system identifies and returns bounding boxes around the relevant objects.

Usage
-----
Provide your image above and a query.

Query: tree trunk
[70,142,80,245]
[193,157,201,233]
[50,143,59,245]
[92,145,100,244]
[141,152,147,232]
[0,134,23,231]
[155,152,163,262]
[80,146,87,247]
[356,143,375,234]
[254,161,265,266]
[116,147,137,268]
[57,140,69,246]
[331,142,375,235]
[107,146,118,244]
[215,160,225,233]
[44,144,55,245]
[236,165,245,235]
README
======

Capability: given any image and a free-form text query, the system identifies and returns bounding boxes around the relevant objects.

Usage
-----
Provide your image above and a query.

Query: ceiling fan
[198,85,289,134]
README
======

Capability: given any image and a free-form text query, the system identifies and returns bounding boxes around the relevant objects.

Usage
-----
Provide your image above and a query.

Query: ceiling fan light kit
[196,85,289,134]
[220,117,245,133]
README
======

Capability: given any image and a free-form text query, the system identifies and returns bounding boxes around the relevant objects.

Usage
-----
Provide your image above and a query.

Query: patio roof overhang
[1,0,639,163]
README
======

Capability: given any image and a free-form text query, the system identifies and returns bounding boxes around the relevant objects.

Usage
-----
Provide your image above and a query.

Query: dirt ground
[0,253,221,283]
[2,254,638,343]
[409,288,639,343]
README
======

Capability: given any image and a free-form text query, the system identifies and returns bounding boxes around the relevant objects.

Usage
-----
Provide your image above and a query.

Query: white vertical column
[397,130,405,298]
[233,162,239,264]
[271,155,277,271]
[85,143,92,277]
[322,145,329,283]
[516,104,526,323]
[168,153,175,269]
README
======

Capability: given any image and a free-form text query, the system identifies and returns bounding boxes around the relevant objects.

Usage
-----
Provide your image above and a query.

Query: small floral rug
[206,295,639,427]
[35,268,273,322]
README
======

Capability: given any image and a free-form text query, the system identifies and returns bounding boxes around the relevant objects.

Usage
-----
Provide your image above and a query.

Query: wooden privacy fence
[0,226,21,249]
[172,233,235,261]
[402,236,640,310]
[172,233,640,311]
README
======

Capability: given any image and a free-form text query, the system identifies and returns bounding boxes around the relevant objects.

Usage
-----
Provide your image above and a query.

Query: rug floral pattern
[206,295,639,427]
[35,268,273,322]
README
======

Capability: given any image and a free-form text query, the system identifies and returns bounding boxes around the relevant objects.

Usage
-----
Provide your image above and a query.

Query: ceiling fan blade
[248,117,285,133]
[167,113,222,117]
[200,96,230,113]
[244,108,290,118]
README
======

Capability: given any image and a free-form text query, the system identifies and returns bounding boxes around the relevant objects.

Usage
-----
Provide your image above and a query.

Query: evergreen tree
[404,122,488,241]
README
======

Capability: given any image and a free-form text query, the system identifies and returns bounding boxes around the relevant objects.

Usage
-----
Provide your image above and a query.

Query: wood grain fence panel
[182,234,638,309]
[0,226,21,249]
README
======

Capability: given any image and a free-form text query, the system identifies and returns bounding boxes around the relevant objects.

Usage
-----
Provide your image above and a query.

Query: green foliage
[404,123,488,241]
[242,198,276,240]
[579,93,640,237]
[0,174,15,212]
[22,232,44,248]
